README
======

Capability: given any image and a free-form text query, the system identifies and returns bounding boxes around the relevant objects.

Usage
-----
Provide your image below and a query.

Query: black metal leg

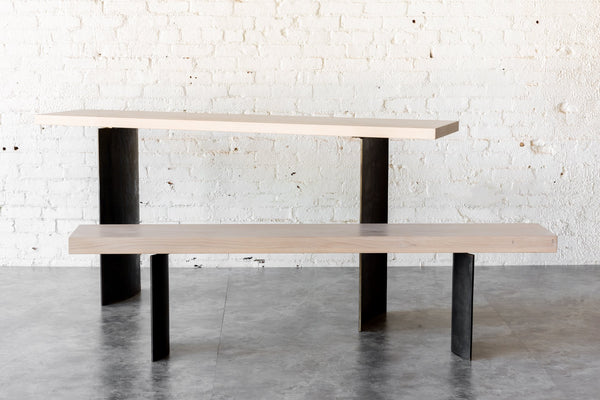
[98,128,141,305]
[151,254,170,361]
[451,253,475,360]
[359,138,389,331]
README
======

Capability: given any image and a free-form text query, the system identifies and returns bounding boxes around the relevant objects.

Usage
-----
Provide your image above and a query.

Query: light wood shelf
[36,110,459,139]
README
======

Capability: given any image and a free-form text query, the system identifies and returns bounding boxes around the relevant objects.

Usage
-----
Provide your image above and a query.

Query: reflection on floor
[0,266,597,399]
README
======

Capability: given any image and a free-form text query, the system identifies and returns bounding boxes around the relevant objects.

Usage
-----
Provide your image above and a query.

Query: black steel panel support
[98,128,141,305]
[451,252,475,360]
[151,254,170,362]
[359,138,389,331]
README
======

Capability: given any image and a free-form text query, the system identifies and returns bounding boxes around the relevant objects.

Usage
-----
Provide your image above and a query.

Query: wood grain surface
[36,110,459,139]
[69,223,557,255]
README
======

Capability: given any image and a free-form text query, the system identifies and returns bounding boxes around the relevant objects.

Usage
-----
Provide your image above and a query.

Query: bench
[69,223,557,362]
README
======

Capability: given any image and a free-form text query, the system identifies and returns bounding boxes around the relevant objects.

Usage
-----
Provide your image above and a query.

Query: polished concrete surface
[0,265,599,399]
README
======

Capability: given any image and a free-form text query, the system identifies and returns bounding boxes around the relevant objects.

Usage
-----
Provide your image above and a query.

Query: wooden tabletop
[69,223,557,255]
[36,110,459,139]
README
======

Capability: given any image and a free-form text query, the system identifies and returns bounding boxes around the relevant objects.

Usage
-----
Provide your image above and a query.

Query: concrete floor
[0,266,599,399]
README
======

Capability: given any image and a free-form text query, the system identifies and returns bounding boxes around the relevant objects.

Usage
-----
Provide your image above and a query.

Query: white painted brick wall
[1,0,599,268]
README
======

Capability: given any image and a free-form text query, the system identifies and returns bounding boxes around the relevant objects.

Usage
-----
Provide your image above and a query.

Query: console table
[36,110,459,329]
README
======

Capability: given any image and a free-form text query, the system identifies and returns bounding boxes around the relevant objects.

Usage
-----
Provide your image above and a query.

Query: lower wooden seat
[69,223,556,254]
[69,223,557,362]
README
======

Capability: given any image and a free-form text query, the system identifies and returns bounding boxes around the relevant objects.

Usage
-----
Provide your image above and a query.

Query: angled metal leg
[359,138,389,331]
[99,128,140,305]
[151,254,170,361]
[451,253,475,360]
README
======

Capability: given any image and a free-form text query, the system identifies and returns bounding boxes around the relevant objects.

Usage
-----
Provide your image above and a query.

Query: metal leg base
[358,137,389,331]
[151,254,170,361]
[100,254,141,305]
[451,253,475,360]
[99,127,140,305]
[359,253,387,330]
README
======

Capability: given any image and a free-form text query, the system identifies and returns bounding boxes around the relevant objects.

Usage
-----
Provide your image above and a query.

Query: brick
[102,1,147,14]
[319,3,364,16]
[148,1,189,13]
[143,85,185,98]
[38,15,81,30]
[158,28,181,43]
[190,2,234,15]
[341,16,382,30]
[364,3,408,16]
[234,1,275,16]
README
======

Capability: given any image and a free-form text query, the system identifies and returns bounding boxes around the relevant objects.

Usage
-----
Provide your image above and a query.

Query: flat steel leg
[151,254,170,361]
[98,128,141,305]
[451,253,475,360]
[359,138,389,331]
